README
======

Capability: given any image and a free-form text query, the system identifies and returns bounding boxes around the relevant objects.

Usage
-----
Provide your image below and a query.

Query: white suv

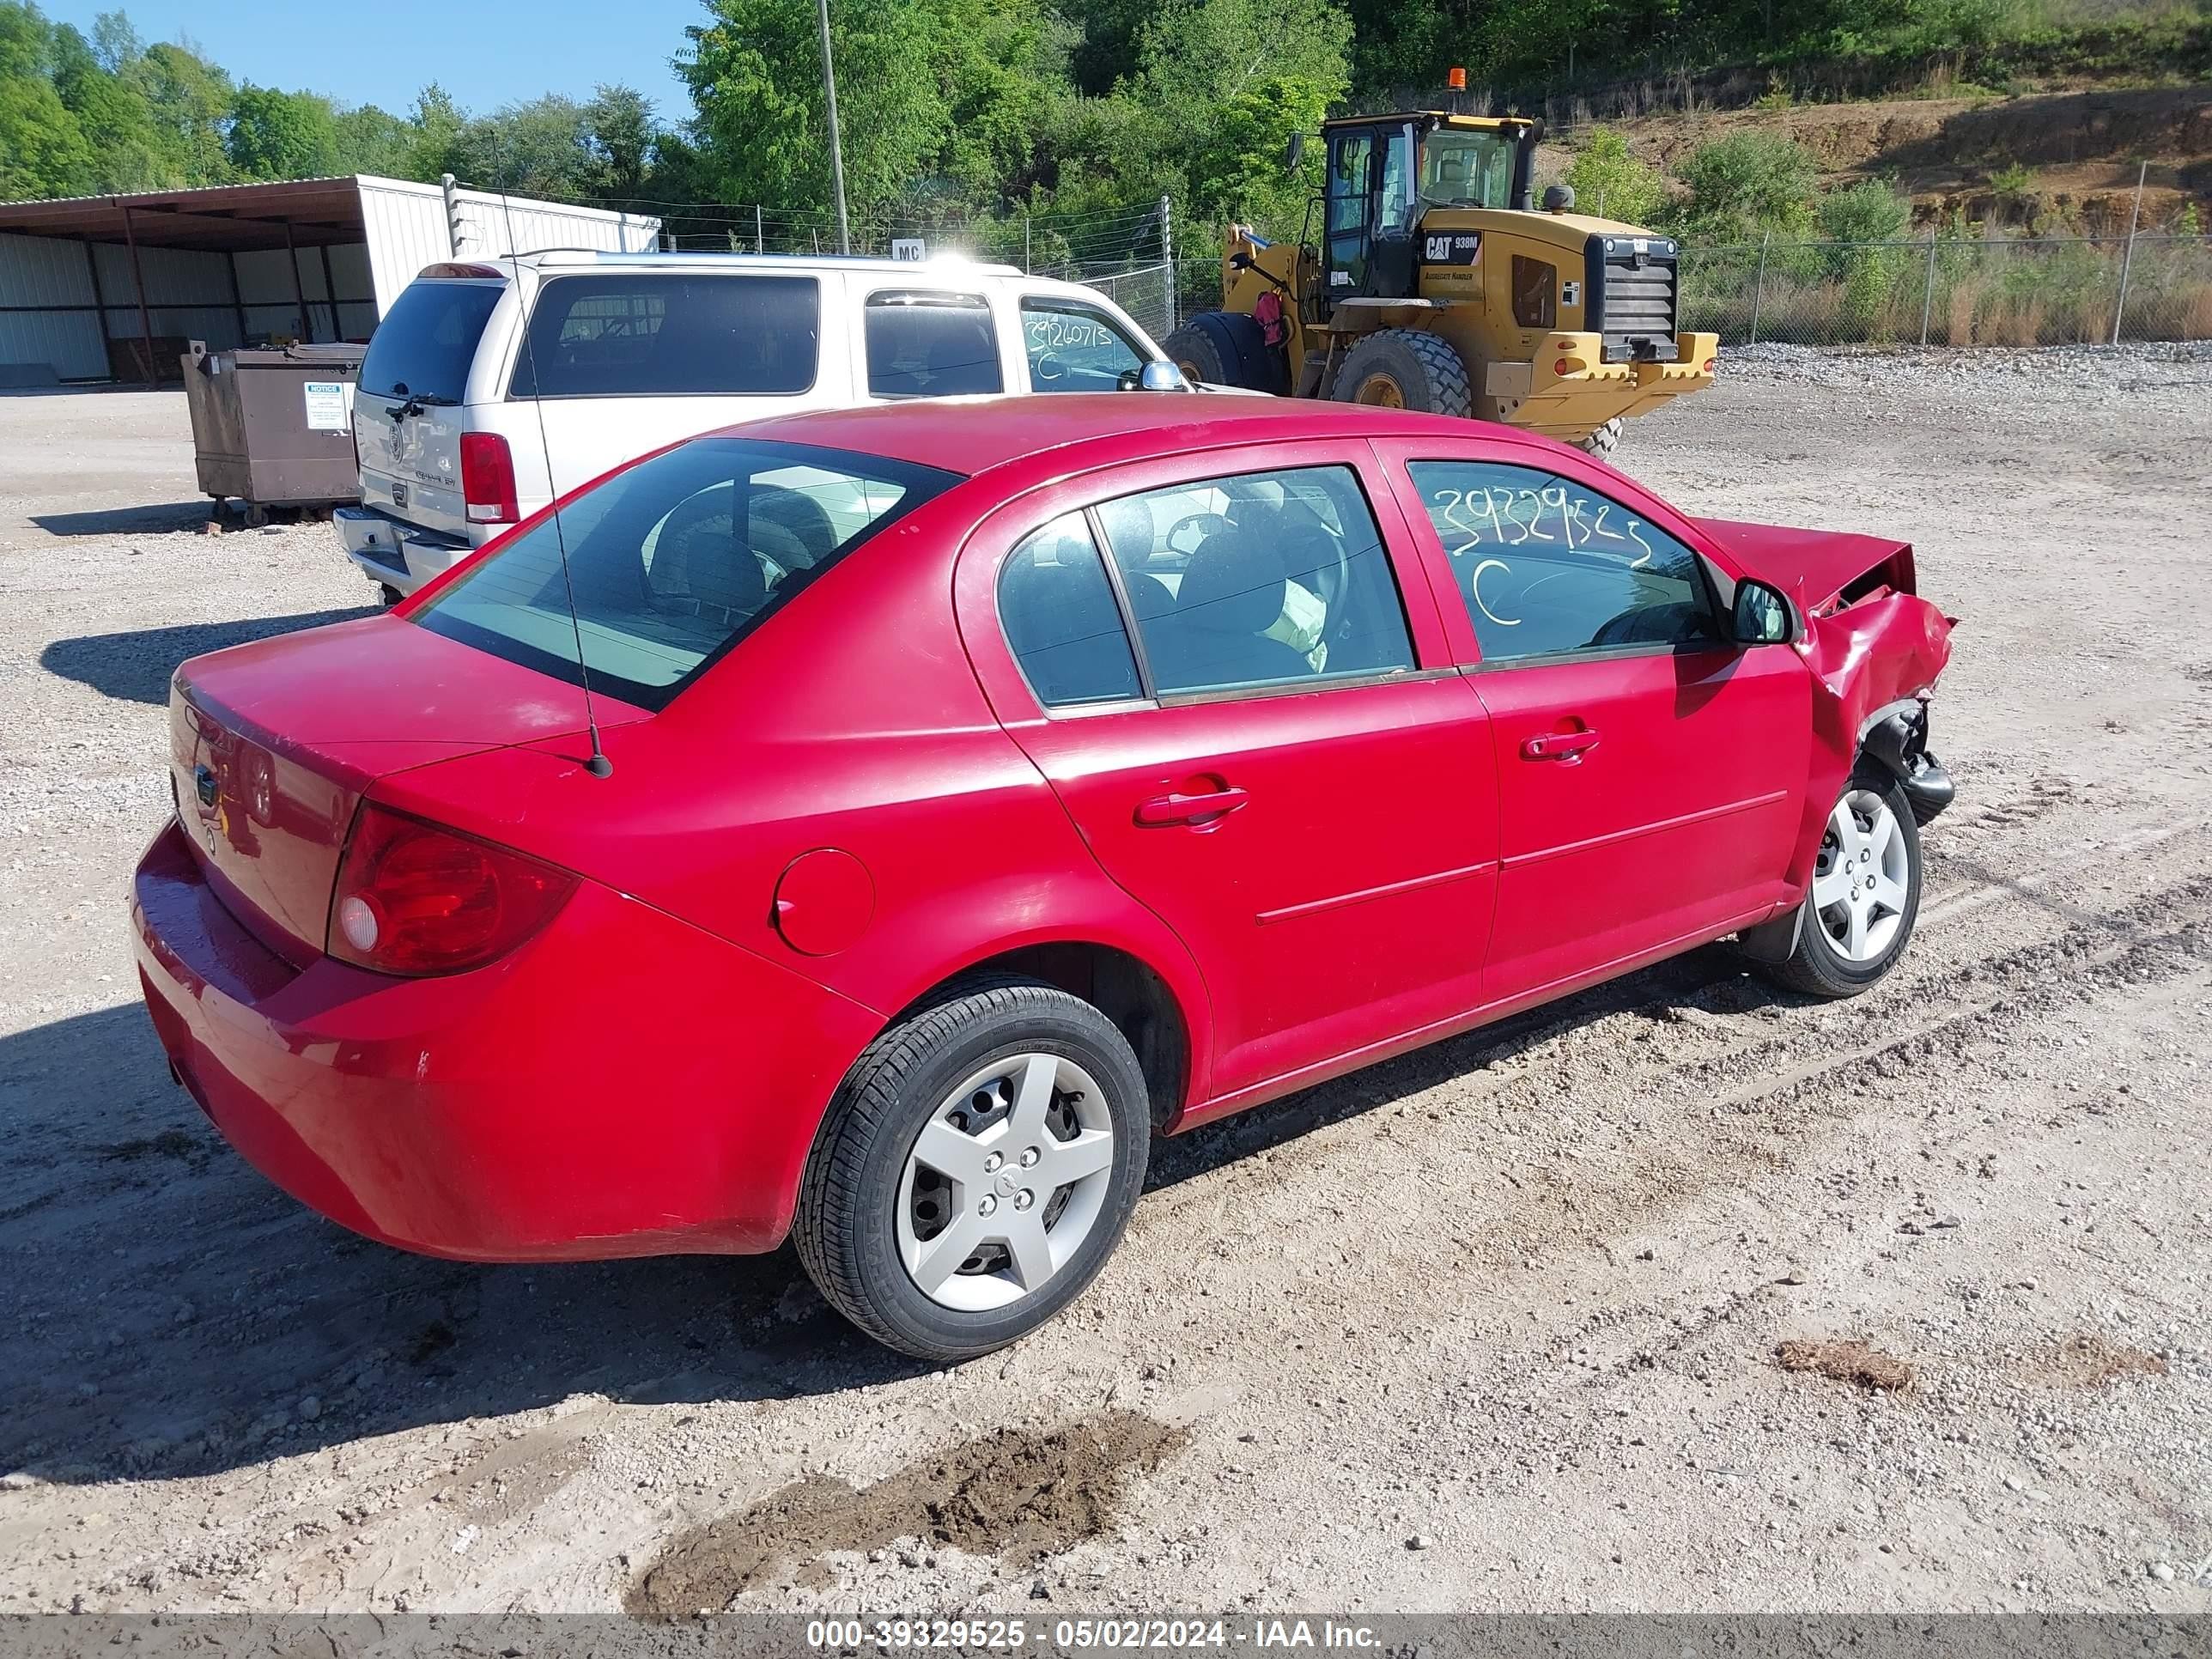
[338,251,1188,600]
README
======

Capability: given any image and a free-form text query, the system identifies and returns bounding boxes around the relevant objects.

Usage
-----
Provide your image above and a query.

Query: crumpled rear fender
[1784,592,1954,890]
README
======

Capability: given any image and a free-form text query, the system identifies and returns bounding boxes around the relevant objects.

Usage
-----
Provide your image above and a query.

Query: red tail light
[327,804,574,975]
[460,431,519,525]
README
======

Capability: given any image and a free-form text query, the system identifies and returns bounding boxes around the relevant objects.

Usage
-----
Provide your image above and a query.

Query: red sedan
[133,396,1954,1360]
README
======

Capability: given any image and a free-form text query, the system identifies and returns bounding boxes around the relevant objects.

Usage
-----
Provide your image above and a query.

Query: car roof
[714,394,1535,480]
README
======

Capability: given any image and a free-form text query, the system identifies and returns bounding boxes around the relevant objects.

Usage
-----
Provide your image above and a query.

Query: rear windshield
[411,438,959,709]
[358,280,503,404]
[510,274,820,398]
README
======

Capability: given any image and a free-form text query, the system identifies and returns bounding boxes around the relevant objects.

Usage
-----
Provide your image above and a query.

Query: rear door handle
[1135,787,1249,827]
[1521,729,1601,762]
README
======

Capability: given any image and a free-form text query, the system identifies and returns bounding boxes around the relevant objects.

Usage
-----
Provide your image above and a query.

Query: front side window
[510,274,819,398]
[1093,465,1415,696]
[865,291,1003,397]
[1325,130,1374,293]
[1020,300,1148,392]
[1406,459,1715,664]
[998,513,1141,707]
[413,438,958,708]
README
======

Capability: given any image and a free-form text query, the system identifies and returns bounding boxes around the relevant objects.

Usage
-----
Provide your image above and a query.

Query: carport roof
[0,177,368,251]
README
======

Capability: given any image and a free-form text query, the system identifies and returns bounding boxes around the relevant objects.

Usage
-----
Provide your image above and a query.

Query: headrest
[1175,527,1285,636]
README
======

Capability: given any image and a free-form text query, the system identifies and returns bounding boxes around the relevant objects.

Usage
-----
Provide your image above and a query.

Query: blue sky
[49,0,708,122]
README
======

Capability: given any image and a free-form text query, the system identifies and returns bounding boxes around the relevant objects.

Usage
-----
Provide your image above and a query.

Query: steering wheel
[1162,511,1233,561]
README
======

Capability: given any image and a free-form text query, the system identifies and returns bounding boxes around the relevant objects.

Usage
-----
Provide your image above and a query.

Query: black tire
[1575,417,1624,460]
[378,584,404,608]
[1754,765,1923,1000]
[1164,311,1288,395]
[1330,328,1473,416]
[793,979,1151,1362]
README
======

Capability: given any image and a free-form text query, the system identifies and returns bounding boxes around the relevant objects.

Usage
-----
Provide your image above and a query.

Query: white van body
[338,250,1188,599]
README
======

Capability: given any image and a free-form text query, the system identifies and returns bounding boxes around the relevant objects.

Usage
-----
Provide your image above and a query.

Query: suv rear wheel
[794,979,1151,1361]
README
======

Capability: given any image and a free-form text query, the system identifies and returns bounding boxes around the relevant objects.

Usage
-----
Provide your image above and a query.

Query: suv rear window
[510,274,820,398]
[358,280,503,404]
[412,438,958,709]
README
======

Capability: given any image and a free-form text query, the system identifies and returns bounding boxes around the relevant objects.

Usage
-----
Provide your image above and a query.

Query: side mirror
[1285,132,1305,174]
[1730,579,1796,646]
[1126,360,1190,392]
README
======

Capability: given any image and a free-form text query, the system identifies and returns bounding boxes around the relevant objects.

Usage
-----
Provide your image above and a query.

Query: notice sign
[303,380,352,432]
[890,237,927,262]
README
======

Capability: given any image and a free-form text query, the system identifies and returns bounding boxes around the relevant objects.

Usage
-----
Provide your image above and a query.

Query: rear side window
[999,513,1141,707]
[359,280,502,403]
[510,274,819,398]
[1406,459,1715,662]
[412,438,958,709]
[1095,465,1416,696]
[866,291,1002,397]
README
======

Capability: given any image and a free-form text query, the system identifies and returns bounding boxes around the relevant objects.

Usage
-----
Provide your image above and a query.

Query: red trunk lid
[167,613,628,964]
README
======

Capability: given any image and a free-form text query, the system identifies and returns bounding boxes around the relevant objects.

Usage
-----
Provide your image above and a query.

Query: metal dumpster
[182,341,366,526]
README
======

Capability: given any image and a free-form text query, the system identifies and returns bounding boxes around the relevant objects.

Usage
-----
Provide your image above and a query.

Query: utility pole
[816,0,851,255]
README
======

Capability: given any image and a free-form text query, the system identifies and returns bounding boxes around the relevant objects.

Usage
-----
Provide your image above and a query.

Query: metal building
[0,175,660,386]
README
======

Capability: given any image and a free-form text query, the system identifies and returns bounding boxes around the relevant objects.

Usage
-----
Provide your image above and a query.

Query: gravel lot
[1,349,2209,1617]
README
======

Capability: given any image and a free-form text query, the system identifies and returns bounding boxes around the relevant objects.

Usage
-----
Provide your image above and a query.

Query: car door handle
[1521,729,1601,762]
[1135,787,1249,827]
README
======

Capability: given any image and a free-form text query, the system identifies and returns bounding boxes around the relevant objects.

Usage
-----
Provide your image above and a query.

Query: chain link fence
[608,199,2212,353]
[1682,234,2212,348]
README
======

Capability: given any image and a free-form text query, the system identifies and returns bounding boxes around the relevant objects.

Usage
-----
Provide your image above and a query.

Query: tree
[0,0,52,80]
[331,103,418,178]
[227,83,340,179]
[1673,130,1817,242]
[682,0,950,215]
[131,40,234,185]
[1565,125,1667,226]
[89,8,137,72]
[49,21,170,189]
[0,73,95,198]
[584,84,657,203]
[1188,72,1332,228]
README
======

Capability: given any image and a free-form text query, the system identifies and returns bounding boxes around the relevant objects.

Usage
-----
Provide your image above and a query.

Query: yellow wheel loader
[1165,112,1717,458]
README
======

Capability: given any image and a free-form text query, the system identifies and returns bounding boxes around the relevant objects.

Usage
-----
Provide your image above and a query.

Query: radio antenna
[492,179,612,778]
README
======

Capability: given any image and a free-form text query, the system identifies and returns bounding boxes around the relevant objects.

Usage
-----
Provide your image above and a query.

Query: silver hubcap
[896,1053,1115,1312]
[1812,788,1910,963]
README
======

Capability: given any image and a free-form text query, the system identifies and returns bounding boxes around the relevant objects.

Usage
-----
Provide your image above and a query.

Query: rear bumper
[131,820,879,1261]
[334,506,475,597]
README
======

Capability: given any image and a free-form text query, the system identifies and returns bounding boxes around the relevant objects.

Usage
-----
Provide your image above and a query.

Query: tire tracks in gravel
[1127,815,2212,1326]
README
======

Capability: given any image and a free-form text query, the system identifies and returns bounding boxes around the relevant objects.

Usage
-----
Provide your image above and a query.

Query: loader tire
[1331,329,1472,417]
[1576,417,1624,461]
[1164,313,1288,395]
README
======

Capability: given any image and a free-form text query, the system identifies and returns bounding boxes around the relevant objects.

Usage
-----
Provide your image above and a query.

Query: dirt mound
[623,1410,1187,1620]
[1776,1338,1918,1393]
[1582,85,2212,233]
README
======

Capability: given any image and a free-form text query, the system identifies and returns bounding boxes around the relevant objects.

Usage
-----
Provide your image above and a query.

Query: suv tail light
[460,431,519,525]
[328,804,575,975]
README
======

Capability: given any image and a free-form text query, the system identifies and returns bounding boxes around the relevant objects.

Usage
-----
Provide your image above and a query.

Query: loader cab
[1318,114,1537,314]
